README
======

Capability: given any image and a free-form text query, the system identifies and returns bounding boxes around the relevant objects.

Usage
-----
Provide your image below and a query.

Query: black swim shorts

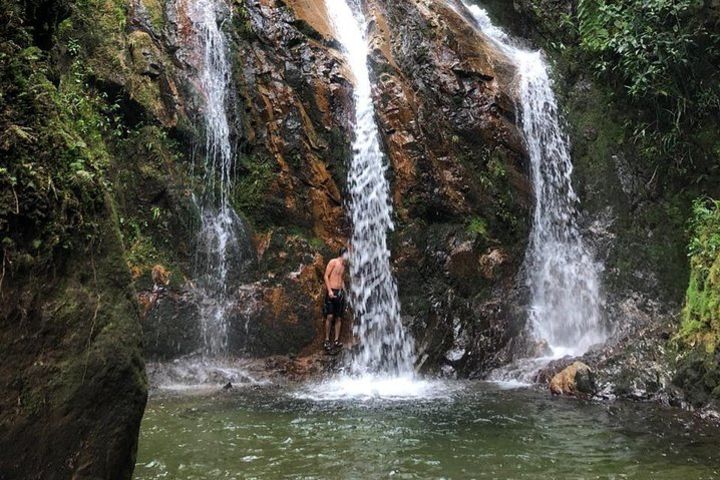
[323,289,346,317]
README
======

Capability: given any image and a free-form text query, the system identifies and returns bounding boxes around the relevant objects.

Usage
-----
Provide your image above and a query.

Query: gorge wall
[134,0,534,374]
[1,0,531,476]
[3,0,719,477]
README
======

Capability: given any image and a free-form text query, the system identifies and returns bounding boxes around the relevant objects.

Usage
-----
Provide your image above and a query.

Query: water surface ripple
[136,382,720,479]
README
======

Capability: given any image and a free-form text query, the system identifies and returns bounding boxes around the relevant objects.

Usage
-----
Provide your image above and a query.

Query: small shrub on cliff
[467,216,489,240]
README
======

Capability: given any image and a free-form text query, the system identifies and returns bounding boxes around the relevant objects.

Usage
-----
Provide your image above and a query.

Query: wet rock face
[367,0,525,221]
[142,292,202,359]
[232,0,353,242]
[137,0,531,371]
[0,215,146,479]
[674,349,720,409]
[363,0,531,375]
[128,30,162,79]
[135,0,356,358]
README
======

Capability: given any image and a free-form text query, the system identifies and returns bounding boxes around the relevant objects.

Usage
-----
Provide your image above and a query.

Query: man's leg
[324,315,333,343]
[333,316,342,343]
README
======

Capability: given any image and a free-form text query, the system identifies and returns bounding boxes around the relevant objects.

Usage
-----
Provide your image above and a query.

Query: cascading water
[325,0,415,378]
[187,0,242,357]
[462,3,606,367]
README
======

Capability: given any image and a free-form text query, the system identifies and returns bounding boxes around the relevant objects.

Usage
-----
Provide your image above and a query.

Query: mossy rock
[674,348,720,407]
[0,201,147,479]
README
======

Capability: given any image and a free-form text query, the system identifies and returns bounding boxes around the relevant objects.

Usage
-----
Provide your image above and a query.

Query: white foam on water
[490,379,533,390]
[147,358,267,393]
[295,375,453,402]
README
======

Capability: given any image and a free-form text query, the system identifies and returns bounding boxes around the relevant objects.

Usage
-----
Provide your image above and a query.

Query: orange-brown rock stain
[283,0,335,40]
[549,361,593,396]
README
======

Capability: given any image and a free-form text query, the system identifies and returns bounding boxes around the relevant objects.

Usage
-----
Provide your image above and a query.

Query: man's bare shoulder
[326,258,338,269]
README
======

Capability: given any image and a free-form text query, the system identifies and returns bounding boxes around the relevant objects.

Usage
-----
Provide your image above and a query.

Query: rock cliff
[133,0,532,371]
[12,0,719,476]
[483,0,720,408]
[1,0,533,476]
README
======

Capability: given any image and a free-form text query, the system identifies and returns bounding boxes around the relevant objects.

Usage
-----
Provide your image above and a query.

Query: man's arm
[324,260,335,297]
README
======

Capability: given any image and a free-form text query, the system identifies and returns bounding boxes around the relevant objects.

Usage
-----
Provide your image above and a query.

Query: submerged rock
[549,361,597,397]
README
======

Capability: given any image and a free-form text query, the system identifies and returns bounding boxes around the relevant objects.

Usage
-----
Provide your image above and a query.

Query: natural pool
[135,380,720,479]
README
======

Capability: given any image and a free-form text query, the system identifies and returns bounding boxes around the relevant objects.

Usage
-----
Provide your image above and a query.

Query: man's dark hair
[338,247,348,257]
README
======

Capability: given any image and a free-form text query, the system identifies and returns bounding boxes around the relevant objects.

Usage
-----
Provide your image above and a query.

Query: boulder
[549,361,597,397]
[0,211,147,479]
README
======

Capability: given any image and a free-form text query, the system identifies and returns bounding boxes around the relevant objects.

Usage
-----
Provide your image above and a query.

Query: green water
[135,381,720,479]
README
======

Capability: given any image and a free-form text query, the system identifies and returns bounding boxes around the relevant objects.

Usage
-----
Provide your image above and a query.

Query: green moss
[50,0,129,78]
[232,0,255,40]
[231,154,275,225]
[466,216,489,239]
[140,0,165,32]
[0,36,118,269]
[308,236,325,250]
[679,198,720,350]
[671,198,720,405]
[450,147,525,246]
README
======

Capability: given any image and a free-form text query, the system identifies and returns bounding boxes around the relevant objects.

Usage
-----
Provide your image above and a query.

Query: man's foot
[333,341,342,350]
[323,340,331,352]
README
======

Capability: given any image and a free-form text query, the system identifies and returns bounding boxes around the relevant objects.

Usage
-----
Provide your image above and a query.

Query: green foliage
[576,0,720,166]
[579,0,698,97]
[232,0,255,40]
[0,0,132,272]
[121,215,166,275]
[232,154,274,219]
[466,216,489,239]
[680,198,720,350]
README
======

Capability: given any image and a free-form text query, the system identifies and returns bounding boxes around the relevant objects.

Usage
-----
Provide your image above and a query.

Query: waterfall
[186,0,242,357]
[463,3,606,361]
[325,0,416,377]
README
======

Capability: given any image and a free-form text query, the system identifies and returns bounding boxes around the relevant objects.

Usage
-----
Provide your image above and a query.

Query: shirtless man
[322,247,348,352]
